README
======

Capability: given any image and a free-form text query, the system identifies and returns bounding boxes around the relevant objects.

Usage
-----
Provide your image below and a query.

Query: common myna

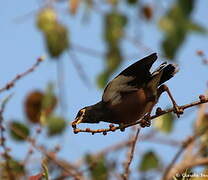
[72,53,180,128]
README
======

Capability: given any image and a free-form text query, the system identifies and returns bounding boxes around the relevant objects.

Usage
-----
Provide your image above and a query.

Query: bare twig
[0,95,14,180]
[162,93,208,180]
[75,131,180,169]
[121,127,141,180]
[67,50,91,88]
[161,138,192,180]
[72,43,104,58]
[72,95,208,134]
[164,157,208,180]
[22,127,42,166]
[56,58,68,117]
[0,56,44,93]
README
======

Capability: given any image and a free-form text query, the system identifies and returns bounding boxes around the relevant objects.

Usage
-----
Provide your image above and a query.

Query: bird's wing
[102,53,158,106]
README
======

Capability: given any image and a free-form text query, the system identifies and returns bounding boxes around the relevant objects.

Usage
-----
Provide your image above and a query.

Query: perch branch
[72,95,208,135]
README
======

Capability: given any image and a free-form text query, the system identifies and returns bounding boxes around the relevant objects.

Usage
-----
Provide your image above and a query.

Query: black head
[72,103,104,127]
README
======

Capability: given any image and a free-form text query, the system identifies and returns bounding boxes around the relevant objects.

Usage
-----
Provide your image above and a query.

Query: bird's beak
[71,117,83,128]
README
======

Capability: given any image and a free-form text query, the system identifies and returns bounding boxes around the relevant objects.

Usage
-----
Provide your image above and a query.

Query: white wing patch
[102,75,137,106]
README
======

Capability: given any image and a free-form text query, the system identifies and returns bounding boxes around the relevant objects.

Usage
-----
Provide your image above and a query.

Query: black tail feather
[159,64,179,85]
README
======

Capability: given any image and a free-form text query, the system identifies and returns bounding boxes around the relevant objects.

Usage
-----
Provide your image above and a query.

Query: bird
[72,53,180,128]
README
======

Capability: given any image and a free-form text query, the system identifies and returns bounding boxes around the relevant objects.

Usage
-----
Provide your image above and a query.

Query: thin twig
[67,50,92,88]
[56,58,68,117]
[122,127,141,180]
[75,131,180,169]
[164,157,208,180]
[72,95,208,134]
[72,43,104,58]
[162,147,185,180]
[0,95,14,180]
[22,128,42,166]
[0,56,44,93]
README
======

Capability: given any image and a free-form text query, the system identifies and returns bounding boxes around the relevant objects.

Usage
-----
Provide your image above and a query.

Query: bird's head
[72,104,103,128]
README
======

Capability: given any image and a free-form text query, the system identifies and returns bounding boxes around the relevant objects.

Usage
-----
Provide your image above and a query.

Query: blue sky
[1,0,208,177]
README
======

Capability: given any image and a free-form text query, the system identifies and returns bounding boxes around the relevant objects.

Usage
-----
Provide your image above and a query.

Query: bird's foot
[140,114,151,128]
[119,123,126,132]
[173,104,183,118]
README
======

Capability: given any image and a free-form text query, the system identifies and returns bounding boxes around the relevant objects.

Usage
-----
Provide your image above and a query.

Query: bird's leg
[157,85,183,118]
[140,99,156,128]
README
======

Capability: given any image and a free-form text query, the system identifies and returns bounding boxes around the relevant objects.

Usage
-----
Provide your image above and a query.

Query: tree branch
[0,95,14,180]
[121,127,141,180]
[0,56,44,93]
[72,95,208,135]
[9,124,84,180]
[162,135,196,180]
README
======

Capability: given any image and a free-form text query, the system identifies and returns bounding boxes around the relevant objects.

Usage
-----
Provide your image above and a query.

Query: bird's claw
[140,114,151,128]
[173,104,183,118]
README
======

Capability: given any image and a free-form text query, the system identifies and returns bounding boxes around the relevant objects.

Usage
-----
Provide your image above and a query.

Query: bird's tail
[158,64,179,85]
[147,63,179,91]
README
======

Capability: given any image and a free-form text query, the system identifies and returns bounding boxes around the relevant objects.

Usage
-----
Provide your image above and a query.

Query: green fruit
[36,8,57,32]
[45,23,69,58]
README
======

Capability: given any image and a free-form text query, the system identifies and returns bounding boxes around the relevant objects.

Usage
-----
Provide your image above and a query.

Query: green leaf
[162,29,186,59]
[47,116,66,136]
[104,11,127,48]
[158,0,197,59]
[139,151,160,172]
[154,112,175,134]
[85,154,109,180]
[9,121,30,141]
